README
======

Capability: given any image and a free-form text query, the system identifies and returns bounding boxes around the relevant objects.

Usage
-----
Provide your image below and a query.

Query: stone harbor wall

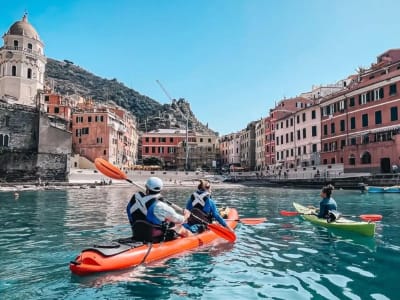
[0,103,71,182]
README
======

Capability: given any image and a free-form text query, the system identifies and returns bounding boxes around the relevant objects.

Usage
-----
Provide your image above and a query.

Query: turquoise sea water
[0,186,399,299]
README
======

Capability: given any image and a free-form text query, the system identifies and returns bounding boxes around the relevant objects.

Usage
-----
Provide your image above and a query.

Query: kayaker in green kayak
[310,184,338,219]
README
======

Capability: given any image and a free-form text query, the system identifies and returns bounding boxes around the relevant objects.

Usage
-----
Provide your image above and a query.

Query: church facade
[0,14,71,182]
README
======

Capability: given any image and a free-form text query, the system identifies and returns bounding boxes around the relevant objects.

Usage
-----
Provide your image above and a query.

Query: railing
[1,46,42,57]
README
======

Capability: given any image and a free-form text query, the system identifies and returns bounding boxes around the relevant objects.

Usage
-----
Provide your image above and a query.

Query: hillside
[45,58,216,134]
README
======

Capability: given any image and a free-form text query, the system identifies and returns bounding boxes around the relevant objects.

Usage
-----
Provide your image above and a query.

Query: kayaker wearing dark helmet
[183,179,232,233]
[126,177,190,242]
[310,184,338,219]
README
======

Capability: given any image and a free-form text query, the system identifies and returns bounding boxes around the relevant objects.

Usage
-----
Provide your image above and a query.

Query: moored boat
[70,208,238,276]
[366,185,400,193]
[293,202,375,237]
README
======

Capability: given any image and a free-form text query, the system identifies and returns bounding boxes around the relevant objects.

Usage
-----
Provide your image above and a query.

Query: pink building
[320,49,400,173]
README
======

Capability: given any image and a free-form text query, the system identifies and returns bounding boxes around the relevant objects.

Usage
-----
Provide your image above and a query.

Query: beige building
[0,14,46,106]
[255,119,265,171]
[240,122,256,170]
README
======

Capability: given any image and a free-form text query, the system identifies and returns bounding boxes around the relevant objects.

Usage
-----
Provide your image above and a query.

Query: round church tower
[0,13,47,106]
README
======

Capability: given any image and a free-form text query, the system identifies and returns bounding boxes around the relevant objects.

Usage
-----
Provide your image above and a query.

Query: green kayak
[293,202,376,237]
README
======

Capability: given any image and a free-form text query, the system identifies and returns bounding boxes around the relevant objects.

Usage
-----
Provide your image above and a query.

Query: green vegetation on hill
[45,58,216,135]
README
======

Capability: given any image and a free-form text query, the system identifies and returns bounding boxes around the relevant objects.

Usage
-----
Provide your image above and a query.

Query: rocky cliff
[45,58,216,134]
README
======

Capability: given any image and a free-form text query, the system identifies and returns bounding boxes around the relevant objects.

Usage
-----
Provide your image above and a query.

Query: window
[312,126,317,137]
[54,107,59,113]
[290,118,293,126]
[145,147,149,153]
[285,133,288,143]
[145,137,149,142]
[297,130,300,140]
[361,151,371,164]
[341,139,346,149]
[297,115,300,124]
[286,120,289,128]
[14,40,18,49]
[349,97,355,107]
[152,147,156,153]
[103,150,107,155]
[12,66,16,76]
[349,154,356,165]
[280,135,283,144]
[340,120,345,132]
[323,124,328,135]
[339,100,345,111]
[331,158,336,164]
[302,113,306,122]
[0,134,10,147]
[170,137,173,142]
[390,84,397,96]
[391,106,398,121]
[303,145,306,154]
[302,128,306,139]
[350,117,356,129]
[290,132,293,142]
[45,95,49,102]
[350,138,356,145]
[28,43,32,51]
[200,138,203,142]
[276,137,279,145]
[88,116,92,122]
[331,123,335,134]
[362,114,368,127]
[323,143,328,152]
[27,68,32,79]
[375,111,382,125]
[312,144,317,152]
[152,137,156,142]
[208,138,211,143]
[298,147,301,155]
[311,110,316,119]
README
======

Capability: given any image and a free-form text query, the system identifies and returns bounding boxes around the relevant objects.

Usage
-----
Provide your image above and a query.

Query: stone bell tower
[0,13,47,106]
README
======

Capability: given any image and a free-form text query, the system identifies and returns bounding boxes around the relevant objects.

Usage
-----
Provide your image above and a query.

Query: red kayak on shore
[70,208,239,276]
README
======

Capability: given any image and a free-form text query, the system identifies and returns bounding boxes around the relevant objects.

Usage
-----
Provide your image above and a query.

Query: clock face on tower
[6,51,13,59]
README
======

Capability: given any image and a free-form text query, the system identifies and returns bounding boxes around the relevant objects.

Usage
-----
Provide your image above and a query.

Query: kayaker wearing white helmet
[126,177,190,242]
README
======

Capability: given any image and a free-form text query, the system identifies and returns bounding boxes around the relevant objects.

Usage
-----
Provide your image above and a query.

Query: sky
[2,0,400,135]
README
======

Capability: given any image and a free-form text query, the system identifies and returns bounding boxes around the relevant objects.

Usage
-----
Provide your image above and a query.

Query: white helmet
[145,177,163,192]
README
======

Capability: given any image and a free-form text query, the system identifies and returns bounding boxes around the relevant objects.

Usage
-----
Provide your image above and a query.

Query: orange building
[43,91,72,122]
[72,101,138,168]
[320,49,400,173]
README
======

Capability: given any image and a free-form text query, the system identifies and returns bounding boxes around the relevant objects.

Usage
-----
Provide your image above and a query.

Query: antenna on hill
[156,80,174,102]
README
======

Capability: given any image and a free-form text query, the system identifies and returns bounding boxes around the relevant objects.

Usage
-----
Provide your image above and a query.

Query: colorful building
[320,49,400,173]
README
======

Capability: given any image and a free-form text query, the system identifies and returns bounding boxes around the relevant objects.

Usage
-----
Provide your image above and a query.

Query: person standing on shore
[126,177,190,242]
[183,179,232,233]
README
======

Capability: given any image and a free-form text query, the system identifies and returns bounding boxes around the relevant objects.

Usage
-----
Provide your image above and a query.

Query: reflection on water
[0,186,399,299]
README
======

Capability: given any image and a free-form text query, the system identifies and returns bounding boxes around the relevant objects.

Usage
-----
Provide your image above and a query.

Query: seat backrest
[133,220,163,242]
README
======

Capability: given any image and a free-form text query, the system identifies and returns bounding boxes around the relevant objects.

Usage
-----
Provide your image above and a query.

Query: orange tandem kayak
[70,207,238,276]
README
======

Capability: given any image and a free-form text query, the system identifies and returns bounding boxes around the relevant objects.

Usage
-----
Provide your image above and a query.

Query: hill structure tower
[0,13,46,106]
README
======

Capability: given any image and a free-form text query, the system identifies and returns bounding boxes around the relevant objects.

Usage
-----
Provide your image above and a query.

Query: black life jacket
[128,192,178,243]
[187,191,213,225]
[127,191,160,224]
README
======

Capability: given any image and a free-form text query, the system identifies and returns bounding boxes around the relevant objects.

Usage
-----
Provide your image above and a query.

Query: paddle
[279,210,382,222]
[94,158,237,242]
[224,218,267,225]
